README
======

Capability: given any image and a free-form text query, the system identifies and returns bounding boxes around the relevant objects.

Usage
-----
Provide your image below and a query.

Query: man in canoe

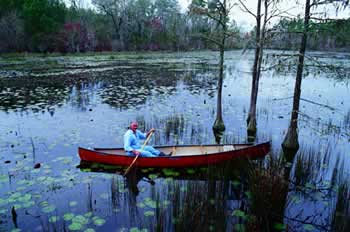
[124,121,170,157]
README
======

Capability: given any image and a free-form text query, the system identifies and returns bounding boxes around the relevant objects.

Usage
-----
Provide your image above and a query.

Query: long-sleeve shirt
[124,129,147,152]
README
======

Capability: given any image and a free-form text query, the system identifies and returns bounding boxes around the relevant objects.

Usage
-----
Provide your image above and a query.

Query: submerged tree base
[282,126,299,160]
[281,147,299,164]
[247,117,257,142]
[213,119,225,144]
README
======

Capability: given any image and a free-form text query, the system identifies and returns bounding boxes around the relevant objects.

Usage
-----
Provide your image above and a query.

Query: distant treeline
[0,0,349,53]
[269,18,350,52]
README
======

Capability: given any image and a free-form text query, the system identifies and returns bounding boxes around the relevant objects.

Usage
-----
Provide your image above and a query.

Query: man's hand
[133,150,141,155]
[147,128,155,137]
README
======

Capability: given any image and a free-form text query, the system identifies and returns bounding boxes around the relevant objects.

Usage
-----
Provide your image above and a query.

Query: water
[0,50,349,231]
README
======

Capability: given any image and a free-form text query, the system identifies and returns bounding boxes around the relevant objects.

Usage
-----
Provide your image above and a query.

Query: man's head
[130,121,138,133]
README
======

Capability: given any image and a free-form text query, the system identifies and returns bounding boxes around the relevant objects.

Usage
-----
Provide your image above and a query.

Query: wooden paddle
[124,131,154,176]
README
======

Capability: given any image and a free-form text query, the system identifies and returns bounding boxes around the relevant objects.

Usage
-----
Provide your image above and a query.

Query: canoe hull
[78,142,270,168]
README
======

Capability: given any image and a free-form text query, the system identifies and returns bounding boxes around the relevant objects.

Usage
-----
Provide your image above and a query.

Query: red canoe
[78,142,270,168]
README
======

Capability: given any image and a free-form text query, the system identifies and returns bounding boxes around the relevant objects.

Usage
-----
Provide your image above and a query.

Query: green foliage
[0,0,25,16]
[1,0,243,52]
[272,17,350,50]
[22,0,66,50]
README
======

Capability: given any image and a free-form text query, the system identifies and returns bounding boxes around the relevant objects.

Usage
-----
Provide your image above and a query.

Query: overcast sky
[179,0,349,31]
[74,0,349,31]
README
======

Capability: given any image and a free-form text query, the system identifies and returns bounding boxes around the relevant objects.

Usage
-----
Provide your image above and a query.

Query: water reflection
[77,160,254,231]
[0,51,349,231]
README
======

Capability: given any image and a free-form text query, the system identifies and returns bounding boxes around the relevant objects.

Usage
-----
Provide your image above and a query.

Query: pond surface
[0,50,349,231]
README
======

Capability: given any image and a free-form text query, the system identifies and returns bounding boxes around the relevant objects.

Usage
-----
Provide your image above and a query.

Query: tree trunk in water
[282,0,311,153]
[213,44,225,137]
[247,0,262,141]
[212,0,227,143]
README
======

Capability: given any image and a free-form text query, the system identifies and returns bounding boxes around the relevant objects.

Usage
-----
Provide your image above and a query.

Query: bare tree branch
[238,0,257,19]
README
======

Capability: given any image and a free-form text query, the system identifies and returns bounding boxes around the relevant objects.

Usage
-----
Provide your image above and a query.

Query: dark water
[0,51,349,231]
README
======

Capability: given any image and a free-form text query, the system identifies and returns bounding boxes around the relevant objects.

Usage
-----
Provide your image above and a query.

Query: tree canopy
[0,0,349,53]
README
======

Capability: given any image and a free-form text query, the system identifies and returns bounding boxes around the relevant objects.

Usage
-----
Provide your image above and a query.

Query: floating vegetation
[232,209,246,218]
[303,224,316,231]
[136,202,145,208]
[69,222,83,231]
[0,175,8,182]
[274,223,286,231]
[162,168,179,177]
[49,216,60,223]
[148,174,158,180]
[92,216,105,226]
[144,198,157,209]
[84,229,96,232]
[41,203,56,214]
[186,168,196,174]
[63,213,75,221]
[129,227,148,232]
[69,201,78,207]
[144,211,155,217]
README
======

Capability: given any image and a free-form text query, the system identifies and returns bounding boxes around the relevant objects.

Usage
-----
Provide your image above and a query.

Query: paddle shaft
[124,131,154,176]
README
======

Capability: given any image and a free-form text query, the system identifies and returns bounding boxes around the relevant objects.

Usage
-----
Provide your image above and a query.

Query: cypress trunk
[282,0,311,152]
[213,44,225,134]
[213,10,227,139]
[247,0,262,140]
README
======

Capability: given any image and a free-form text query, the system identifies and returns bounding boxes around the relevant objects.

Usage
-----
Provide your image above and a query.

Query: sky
[70,0,349,31]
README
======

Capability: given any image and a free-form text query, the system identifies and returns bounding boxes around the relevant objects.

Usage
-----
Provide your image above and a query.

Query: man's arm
[124,132,140,155]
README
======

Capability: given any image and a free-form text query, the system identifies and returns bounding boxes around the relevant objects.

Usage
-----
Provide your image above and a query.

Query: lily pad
[22,201,35,208]
[84,229,96,232]
[31,168,40,174]
[303,224,315,231]
[245,191,252,199]
[144,198,157,208]
[64,213,75,221]
[232,180,240,187]
[0,209,8,214]
[180,186,187,192]
[144,211,155,217]
[42,205,56,213]
[16,187,27,191]
[0,198,8,206]
[73,215,89,225]
[10,229,21,232]
[232,210,245,217]
[49,216,60,223]
[68,222,82,231]
[148,174,158,180]
[93,217,106,226]
[162,200,170,207]
[274,223,286,230]
[10,192,21,199]
[18,194,31,202]
[69,201,78,207]
[164,177,174,183]
[186,168,195,174]
[130,228,148,232]
[162,168,179,177]
[84,212,93,217]
[137,202,145,208]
